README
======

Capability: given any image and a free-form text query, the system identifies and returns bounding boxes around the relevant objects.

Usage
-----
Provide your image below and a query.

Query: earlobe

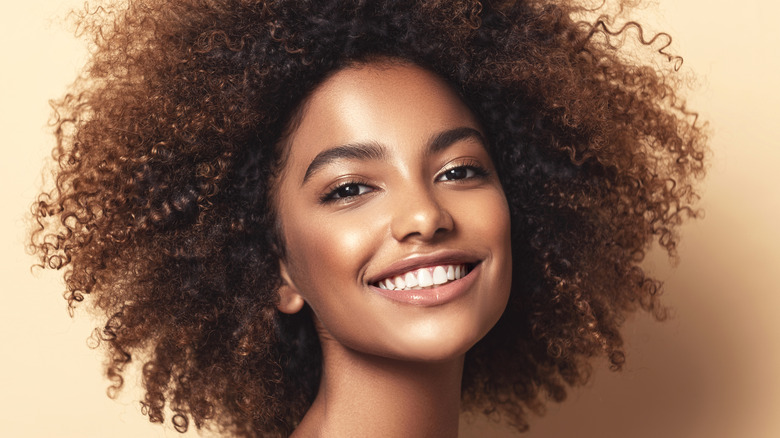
[277,284,305,314]
[277,261,305,314]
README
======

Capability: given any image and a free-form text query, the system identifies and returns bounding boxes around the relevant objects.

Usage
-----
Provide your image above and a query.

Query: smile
[372,264,472,291]
[368,261,482,306]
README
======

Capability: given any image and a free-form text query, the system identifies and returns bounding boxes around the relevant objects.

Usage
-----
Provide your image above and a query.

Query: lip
[368,262,482,306]
[366,249,482,286]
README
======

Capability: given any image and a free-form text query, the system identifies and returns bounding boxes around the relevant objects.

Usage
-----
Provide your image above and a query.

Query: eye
[436,163,489,182]
[438,166,476,181]
[322,181,374,202]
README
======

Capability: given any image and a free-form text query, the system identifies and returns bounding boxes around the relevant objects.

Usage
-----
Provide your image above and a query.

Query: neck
[292,337,464,437]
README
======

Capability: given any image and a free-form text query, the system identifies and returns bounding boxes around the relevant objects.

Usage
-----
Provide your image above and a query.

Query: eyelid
[318,157,490,204]
[436,158,490,181]
[319,177,376,204]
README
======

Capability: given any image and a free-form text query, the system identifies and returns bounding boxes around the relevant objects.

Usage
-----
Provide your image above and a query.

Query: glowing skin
[276,62,511,361]
[274,61,512,436]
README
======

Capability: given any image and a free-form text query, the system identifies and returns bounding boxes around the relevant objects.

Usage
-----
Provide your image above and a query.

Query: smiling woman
[30,0,706,437]
[275,61,511,359]
[273,64,513,436]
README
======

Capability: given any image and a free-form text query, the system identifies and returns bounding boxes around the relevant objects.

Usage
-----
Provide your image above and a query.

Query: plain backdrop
[2,1,778,437]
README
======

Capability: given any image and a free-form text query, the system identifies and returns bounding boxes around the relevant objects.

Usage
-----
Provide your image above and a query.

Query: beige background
[2,1,778,437]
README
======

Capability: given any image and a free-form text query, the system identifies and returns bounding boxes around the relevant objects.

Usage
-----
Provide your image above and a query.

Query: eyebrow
[302,141,387,184]
[301,126,486,185]
[427,127,485,156]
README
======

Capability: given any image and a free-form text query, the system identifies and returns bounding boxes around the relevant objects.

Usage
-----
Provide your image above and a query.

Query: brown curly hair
[31,0,706,435]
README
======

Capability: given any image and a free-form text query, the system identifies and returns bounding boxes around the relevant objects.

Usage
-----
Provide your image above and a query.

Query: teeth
[418,269,433,287]
[432,266,448,285]
[374,264,471,291]
[404,271,418,288]
[393,275,406,290]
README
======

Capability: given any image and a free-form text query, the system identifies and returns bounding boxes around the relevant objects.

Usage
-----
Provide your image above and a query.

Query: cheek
[489,190,513,290]
[481,190,511,241]
[280,208,393,354]
[282,207,383,298]
[456,187,511,248]
[457,187,512,309]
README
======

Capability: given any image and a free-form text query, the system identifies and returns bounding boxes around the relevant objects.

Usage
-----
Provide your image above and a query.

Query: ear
[277,259,305,314]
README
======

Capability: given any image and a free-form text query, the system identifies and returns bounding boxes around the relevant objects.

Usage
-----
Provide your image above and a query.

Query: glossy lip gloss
[368,263,481,306]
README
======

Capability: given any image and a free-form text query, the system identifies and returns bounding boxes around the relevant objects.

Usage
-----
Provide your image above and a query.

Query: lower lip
[368,263,482,306]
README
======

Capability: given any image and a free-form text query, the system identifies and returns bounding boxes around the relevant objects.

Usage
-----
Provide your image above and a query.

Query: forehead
[282,62,480,169]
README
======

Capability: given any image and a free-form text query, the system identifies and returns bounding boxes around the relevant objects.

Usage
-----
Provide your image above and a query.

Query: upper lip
[366,249,482,285]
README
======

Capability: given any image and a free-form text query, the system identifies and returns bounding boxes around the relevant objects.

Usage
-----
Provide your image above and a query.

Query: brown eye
[436,161,490,183]
[335,184,364,198]
[324,182,374,202]
[439,167,472,181]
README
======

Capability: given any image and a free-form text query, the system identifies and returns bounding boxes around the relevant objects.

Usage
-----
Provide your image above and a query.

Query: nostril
[392,202,454,242]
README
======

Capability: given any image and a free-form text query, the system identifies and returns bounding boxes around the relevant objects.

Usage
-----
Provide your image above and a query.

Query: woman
[31,0,706,436]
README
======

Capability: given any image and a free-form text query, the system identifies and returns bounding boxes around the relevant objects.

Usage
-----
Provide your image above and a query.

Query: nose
[390,185,454,242]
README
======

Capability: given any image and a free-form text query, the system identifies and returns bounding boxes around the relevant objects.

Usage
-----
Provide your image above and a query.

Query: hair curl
[31,0,706,435]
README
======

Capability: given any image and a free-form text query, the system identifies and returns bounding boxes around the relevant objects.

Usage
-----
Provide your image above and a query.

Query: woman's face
[274,61,512,362]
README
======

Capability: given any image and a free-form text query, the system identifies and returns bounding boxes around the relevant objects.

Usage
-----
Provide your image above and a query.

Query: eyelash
[437,160,490,182]
[320,179,375,203]
[320,161,490,204]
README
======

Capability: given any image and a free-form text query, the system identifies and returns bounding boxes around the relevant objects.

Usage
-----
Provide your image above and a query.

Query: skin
[274,61,512,437]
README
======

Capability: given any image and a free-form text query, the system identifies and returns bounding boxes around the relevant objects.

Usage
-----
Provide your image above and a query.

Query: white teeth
[374,264,471,291]
[417,269,434,287]
[404,271,418,288]
[432,266,448,285]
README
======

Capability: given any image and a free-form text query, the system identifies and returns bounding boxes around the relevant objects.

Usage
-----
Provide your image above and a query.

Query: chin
[379,317,498,363]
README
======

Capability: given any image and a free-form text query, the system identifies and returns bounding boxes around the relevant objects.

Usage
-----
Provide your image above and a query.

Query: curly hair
[31,0,706,435]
